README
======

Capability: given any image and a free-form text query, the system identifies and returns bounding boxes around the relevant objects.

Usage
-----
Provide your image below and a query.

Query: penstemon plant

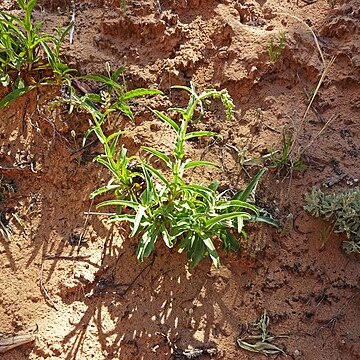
[57,64,162,141]
[91,84,277,267]
[0,0,75,107]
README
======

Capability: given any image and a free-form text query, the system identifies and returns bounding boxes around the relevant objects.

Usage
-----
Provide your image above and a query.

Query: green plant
[57,66,162,142]
[0,0,74,107]
[304,187,360,253]
[269,126,305,174]
[91,84,277,267]
[267,32,286,62]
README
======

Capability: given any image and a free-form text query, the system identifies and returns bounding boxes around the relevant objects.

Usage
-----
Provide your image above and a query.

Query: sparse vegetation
[305,187,360,253]
[269,126,305,174]
[267,32,286,62]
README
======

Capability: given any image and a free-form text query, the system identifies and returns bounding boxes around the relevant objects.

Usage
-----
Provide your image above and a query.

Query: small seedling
[269,126,305,174]
[304,187,360,253]
[267,32,286,62]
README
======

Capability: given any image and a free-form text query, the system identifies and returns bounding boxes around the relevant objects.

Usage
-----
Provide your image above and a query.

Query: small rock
[218,47,229,59]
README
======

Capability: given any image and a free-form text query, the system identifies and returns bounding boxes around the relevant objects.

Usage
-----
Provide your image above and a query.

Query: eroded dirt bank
[0,0,359,359]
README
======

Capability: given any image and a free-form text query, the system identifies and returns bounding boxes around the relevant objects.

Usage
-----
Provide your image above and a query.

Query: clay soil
[0,0,359,359]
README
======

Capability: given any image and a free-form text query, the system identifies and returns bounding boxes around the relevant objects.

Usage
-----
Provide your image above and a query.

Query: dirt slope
[0,0,359,359]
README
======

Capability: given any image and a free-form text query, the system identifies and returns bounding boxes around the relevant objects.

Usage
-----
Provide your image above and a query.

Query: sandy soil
[0,0,359,359]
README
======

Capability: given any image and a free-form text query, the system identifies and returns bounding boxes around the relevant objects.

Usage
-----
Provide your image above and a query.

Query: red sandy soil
[0,0,359,359]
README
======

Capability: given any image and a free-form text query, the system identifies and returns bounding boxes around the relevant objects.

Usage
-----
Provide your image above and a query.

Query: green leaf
[216,200,258,214]
[141,163,170,187]
[178,232,193,253]
[184,131,219,140]
[131,205,147,237]
[208,180,219,191]
[140,164,157,205]
[205,212,251,228]
[107,214,136,223]
[79,74,123,90]
[171,85,193,95]
[0,86,34,108]
[184,160,219,170]
[251,215,280,228]
[162,226,173,248]
[151,109,179,132]
[222,230,240,251]
[233,169,266,202]
[137,229,157,262]
[189,237,206,268]
[141,146,172,168]
[120,88,162,101]
[111,101,134,119]
[90,184,120,199]
[97,199,139,210]
[111,66,125,81]
[203,237,220,268]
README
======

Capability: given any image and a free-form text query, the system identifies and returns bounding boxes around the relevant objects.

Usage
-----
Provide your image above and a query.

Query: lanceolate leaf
[151,109,179,131]
[184,131,219,140]
[203,237,220,268]
[216,200,258,214]
[97,199,139,210]
[120,88,162,101]
[90,184,121,199]
[142,146,172,168]
[234,169,266,202]
[251,215,280,228]
[206,212,251,228]
[79,74,123,90]
[131,205,147,237]
[0,86,34,108]
[189,237,206,268]
[222,230,240,251]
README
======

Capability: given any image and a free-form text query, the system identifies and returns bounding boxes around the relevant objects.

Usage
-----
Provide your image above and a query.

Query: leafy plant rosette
[305,187,360,253]
[0,0,74,108]
[91,84,278,267]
